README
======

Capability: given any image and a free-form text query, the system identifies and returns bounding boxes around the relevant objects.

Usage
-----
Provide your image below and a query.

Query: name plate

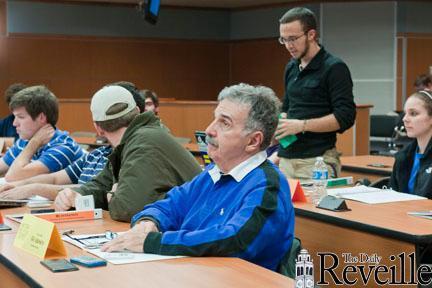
[13,214,66,259]
[0,212,11,231]
[288,179,307,203]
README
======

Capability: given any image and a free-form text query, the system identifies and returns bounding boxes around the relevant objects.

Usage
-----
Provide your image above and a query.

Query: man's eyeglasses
[278,32,307,45]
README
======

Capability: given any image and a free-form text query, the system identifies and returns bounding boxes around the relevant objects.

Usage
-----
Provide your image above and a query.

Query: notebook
[0,195,52,209]
[194,131,213,166]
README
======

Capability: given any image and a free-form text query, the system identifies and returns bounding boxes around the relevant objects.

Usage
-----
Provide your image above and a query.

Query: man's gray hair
[218,83,281,150]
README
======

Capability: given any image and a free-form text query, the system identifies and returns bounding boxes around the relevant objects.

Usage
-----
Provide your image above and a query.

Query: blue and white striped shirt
[65,146,112,184]
[2,129,84,173]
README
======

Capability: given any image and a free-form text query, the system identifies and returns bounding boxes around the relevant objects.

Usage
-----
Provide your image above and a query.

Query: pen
[63,232,88,247]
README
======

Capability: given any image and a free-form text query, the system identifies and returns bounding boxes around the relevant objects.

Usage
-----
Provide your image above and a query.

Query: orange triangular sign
[288,179,307,202]
[45,226,67,259]
[13,214,67,259]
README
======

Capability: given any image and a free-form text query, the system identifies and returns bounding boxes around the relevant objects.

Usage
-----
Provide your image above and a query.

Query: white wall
[229,4,320,40]
[322,1,396,114]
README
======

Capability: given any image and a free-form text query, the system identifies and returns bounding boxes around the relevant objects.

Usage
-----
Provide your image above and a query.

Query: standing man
[54,85,201,222]
[101,83,295,272]
[275,7,356,179]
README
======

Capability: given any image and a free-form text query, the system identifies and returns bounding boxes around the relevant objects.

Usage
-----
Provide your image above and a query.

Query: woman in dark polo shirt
[390,90,432,198]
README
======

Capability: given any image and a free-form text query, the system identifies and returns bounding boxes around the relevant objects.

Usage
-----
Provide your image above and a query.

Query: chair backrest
[277,237,302,278]
[370,176,390,189]
[370,115,400,138]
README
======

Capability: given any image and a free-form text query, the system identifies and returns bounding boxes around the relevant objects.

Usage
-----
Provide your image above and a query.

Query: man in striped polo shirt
[0,145,111,200]
[0,82,155,201]
[101,83,295,271]
[0,86,84,182]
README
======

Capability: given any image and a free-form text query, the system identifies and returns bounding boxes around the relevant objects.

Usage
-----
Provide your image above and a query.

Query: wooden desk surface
[340,155,394,182]
[341,155,394,173]
[0,208,293,288]
[295,199,432,244]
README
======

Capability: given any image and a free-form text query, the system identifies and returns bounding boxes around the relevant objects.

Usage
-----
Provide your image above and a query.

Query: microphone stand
[389,126,400,155]
[389,126,406,155]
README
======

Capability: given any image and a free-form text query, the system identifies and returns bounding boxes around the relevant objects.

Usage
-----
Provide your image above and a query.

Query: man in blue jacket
[0,83,27,139]
[102,83,295,271]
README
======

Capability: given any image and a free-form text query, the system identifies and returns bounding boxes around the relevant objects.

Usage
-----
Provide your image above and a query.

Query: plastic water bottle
[311,157,328,205]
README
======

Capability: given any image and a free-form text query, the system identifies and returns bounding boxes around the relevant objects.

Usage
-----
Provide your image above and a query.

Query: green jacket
[74,112,202,222]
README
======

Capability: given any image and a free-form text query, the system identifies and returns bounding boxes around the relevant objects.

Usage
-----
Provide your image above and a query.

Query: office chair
[277,237,302,278]
[370,177,390,189]
[370,114,402,155]
[355,177,390,189]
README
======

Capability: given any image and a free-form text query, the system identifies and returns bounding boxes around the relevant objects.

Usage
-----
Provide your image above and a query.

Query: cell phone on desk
[367,163,389,168]
[70,256,107,268]
[40,259,79,273]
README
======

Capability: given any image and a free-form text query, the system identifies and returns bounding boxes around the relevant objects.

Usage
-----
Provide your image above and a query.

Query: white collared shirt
[208,151,267,183]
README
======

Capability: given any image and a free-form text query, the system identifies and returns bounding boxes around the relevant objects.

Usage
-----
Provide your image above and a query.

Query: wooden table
[294,199,432,287]
[182,142,204,165]
[0,207,294,288]
[340,155,394,182]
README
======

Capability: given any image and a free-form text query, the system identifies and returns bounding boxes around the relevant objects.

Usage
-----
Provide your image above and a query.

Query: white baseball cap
[90,85,137,121]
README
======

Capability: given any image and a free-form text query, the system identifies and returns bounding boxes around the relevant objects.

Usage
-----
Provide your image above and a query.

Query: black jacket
[278,46,356,159]
[390,138,432,199]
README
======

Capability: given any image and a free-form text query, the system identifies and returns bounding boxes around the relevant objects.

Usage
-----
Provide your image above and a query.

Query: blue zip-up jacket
[0,114,18,139]
[132,160,295,271]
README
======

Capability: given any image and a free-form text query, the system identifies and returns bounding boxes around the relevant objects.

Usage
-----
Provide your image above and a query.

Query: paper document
[62,233,184,264]
[327,185,381,196]
[327,185,426,204]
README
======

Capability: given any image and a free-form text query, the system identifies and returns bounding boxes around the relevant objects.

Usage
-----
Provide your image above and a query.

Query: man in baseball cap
[54,85,201,222]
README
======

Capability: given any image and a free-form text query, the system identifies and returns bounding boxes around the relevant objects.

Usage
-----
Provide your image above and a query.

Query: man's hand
[54,188,80,211]
[275,118,303,139]
[100,221,159,253]
[0,183,16,194]
[0,184,34,200]
[107,183,118,203]
[30,124,55,147]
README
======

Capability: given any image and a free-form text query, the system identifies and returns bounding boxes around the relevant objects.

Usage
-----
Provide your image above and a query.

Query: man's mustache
[205,135,219,148]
